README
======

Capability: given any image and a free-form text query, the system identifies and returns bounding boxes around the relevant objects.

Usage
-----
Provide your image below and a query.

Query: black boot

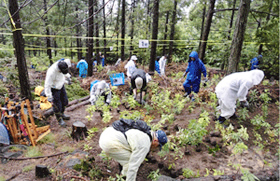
[56,114,66,127]
[61,113,70,120]
[229,113,239,120]
[218,116,226,124]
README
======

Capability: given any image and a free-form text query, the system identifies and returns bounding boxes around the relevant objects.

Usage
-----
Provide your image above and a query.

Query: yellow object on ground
[34,86,52,110]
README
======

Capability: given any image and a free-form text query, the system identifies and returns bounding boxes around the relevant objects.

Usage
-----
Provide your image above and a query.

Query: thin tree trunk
[221,0,236,70]
[227,0,251,74]
[76,6,82,60]
[54,39,57,57]
[103,0,107,63]
[87,0,94,76]
[167,0,177,64]
[121,0,125,61]
[130,0,135,57]
[9,0,32,101]
[198,0,206,51]
[146,0,151,39]
[44,0,52,65]
[115,0,121,57]
[95,0,100,65]
[149,0,159,73]
[198,0,215,62]
[162,11,169,56]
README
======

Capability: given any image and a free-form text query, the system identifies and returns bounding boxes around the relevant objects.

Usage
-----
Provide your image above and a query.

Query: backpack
[112,119,152,141]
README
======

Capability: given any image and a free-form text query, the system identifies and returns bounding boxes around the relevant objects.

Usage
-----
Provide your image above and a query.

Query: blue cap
[156,130,168,150]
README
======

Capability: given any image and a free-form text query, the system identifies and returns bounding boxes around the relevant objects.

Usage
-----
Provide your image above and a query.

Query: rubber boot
[218,116,226,124]
[61,112,70,120]
[56,114,66,127]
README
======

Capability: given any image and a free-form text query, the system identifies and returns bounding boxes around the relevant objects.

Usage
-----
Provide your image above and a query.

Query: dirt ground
[0,63,279,181]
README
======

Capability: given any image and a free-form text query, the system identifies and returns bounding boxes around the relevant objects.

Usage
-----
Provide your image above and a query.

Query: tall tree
[103,0,107,62]
[121,0,125,61]
[198,0,206,51]
[149,0,160,73]
[198,0,216,62]
[87,0,94,76]
[44,0,52,65]
[162,11,169,56]
[129,0,136,57]
[9,0,32,101]
[167,0,177,63]
[227,0,251,74]
[115,0,121,57]
[76,6,82,60]
[95,0,100,65]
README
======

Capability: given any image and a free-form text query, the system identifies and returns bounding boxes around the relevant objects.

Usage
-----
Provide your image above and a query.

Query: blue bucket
[110,73,125,86]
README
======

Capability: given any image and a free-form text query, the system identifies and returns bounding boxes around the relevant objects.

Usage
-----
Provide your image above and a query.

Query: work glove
[133,95,137,100]
[66,77,72,85]
[240,100,249,108]
[203,77,208,87]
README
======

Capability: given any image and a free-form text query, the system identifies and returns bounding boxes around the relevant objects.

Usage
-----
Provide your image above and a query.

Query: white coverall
[89,81,112,105]
[44,61,67,100]
[124,59,136,78]
[99,127,151,181]
[159,56,166,75]
[215,69,264,119]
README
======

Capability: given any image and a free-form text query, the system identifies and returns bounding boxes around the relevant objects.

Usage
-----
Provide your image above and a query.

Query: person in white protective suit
[158,55,167,76]
[45,59,72,127]
[124,55,137,79]
[89,80,112,105]
[99,119,168,181]
[215,69,264,124]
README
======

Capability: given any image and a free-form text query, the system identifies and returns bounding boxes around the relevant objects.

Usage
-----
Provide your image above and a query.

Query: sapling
[147,169,161,181]
[241,169,260,181]
[237,107,249,121]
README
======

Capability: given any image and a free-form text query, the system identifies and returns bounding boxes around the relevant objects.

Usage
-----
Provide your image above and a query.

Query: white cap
[135,77,143,89]
[131,55,137,61]
[64,59,71,68]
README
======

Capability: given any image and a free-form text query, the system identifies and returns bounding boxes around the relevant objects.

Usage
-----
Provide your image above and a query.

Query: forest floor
[0,62,279,181]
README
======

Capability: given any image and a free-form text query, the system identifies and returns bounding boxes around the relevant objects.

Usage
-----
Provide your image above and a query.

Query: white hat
[64,59,71,68]
[131,55,138,61]
[135,77,143,89]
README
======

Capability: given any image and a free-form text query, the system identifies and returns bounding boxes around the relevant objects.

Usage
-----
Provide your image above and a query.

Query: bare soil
[0,63,279,181]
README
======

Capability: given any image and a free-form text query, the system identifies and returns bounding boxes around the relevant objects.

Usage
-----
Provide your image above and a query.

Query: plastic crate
[110,73,125,86]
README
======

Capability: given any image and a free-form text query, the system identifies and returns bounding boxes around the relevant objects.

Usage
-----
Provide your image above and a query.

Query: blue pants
[51,86,68,114]
[183,79,200,94]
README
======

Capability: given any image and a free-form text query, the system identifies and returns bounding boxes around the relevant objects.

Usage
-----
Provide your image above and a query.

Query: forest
[0,0,279,180]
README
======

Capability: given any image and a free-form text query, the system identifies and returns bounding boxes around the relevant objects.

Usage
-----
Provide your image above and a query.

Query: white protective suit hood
[249,69,264,85]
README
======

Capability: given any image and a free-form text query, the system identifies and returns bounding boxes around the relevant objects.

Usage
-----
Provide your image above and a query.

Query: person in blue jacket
[250,55,262,70]
[180,51,207,97]
[76,57,88,78]
[155,56,160,75]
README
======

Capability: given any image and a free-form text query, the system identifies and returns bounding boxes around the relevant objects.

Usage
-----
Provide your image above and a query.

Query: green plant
[251,114,271,130]
[241,169,260,181]
[24,147,43,157]
[147,169,161,181]
[182,168,200,178]
[110,94,121,109]
[37,132,56,144]
[22,165,33,172]
[237,107,249,121]
[213,169,224,176]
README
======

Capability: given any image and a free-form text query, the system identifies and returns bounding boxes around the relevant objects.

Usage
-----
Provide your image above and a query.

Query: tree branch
[0,151,68,160]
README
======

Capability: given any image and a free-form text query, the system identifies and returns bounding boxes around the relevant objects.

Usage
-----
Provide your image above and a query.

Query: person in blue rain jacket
[180,51,207,97]
[76,57,88,78]
[155,56,160,75]
[250,55,262,70]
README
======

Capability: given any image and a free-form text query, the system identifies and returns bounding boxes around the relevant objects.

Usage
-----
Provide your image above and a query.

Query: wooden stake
[36,129,51,143]
[20,101,36,146]
[25,99,38,138]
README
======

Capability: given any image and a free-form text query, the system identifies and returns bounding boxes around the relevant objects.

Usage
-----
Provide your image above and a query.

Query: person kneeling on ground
[130,69,151,105]
[89,80,112,105]
[45,60,71,127]
[99,119,168,181]
[215,69,264,124]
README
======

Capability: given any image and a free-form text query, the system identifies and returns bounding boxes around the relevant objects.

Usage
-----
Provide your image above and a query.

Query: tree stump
[35,165,50,178]
[71,121,88,142]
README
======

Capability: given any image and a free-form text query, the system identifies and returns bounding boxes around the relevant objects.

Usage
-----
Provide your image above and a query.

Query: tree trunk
[198,0,206,51]
[121,0,125,61]
[130,0,135,57]
[198,0,215,62]
[44,0,52,65]
[76,6,82,60]
[146,0,151,39]
[167,0,177,64]
[54,39,57,57]
[9,0,32,101]
[103,0,107,63]
[149,0,160,72]
[115,0,121,57]
[221,0,236,70]
[95,1,100,65]
[162,11,169,56]
[87,0,94,76]
[227,0,251,74]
